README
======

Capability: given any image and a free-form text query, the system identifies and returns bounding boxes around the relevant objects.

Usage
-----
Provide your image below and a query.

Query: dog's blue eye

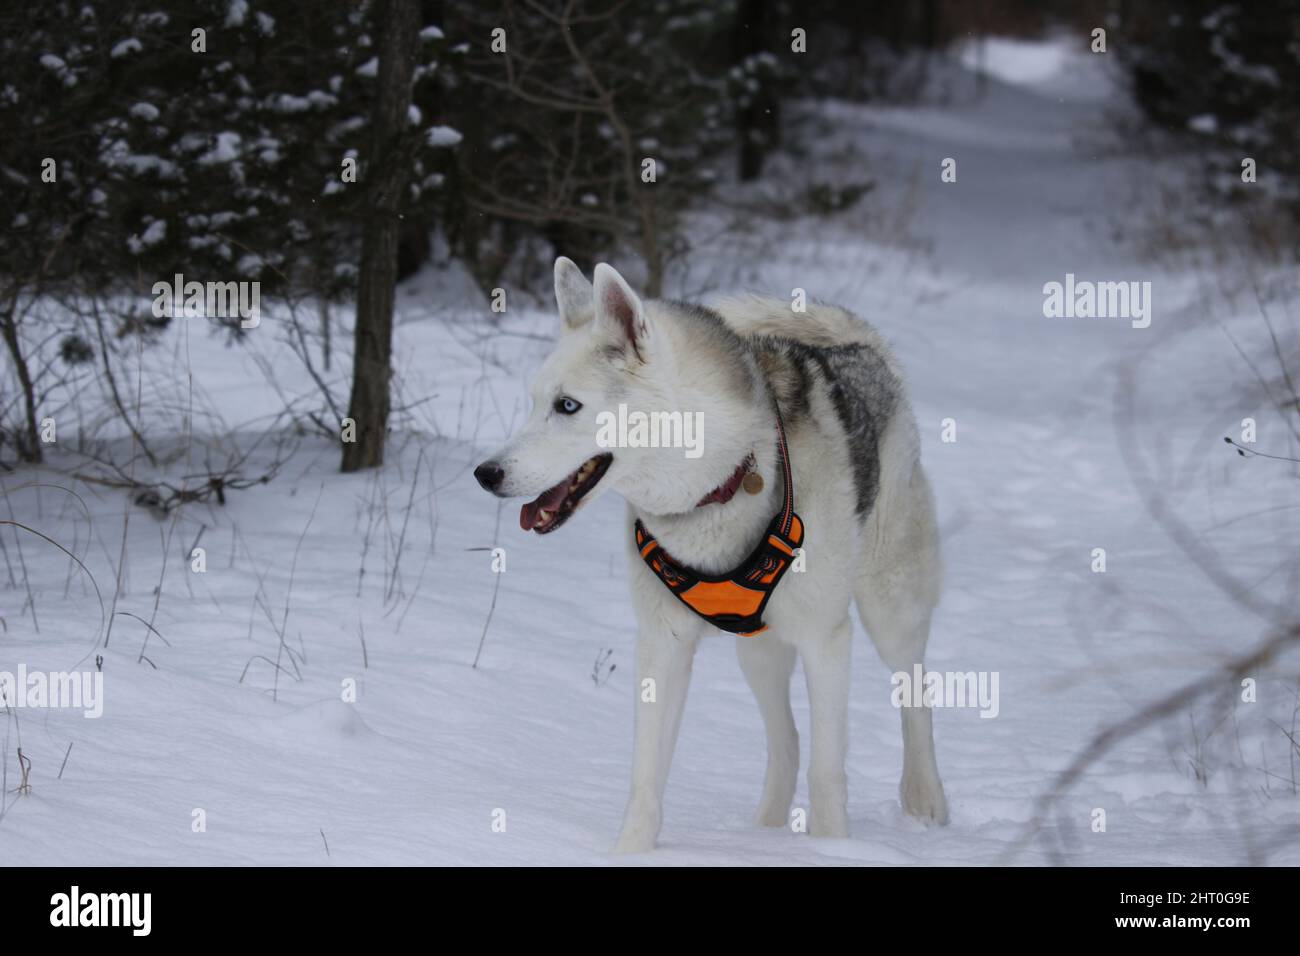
[554,396,582,415]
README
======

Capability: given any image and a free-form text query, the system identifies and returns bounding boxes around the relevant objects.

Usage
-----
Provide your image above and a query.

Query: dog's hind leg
[856,464,949,825]
[614,624,700,853]
[801,617,853,838]
[736,635,799,827]
[861,602,948,825]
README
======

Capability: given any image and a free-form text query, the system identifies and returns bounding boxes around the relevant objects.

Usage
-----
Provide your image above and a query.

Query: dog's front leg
[802,617,853,838]
[614,623,700,853]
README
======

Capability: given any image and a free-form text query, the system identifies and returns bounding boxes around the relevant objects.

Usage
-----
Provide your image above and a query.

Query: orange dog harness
[634,410,803,637]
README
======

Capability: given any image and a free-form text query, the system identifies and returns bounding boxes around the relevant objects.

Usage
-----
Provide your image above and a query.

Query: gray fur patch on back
[657,295,901,519]
[755,338,900,517]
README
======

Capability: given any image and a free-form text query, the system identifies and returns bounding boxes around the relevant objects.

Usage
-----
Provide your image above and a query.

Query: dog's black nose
[474,461,505,492]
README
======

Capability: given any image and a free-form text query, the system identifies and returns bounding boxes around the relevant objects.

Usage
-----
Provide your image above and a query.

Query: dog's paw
[900,773,949,826]
[613,804,661,854]
[808,794,851,838]
[613,828,657,854]
[755,789,796,828]
[809,810,851,838]
[755,805,790,828]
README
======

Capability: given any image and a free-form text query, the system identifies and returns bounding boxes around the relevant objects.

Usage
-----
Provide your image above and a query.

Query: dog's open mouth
[519,453,613,534]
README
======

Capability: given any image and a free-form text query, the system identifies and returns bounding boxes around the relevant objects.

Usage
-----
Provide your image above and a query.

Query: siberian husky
[475,258,949,852]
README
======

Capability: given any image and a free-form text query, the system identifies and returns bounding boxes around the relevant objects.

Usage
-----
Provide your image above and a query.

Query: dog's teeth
[561,458,601,502]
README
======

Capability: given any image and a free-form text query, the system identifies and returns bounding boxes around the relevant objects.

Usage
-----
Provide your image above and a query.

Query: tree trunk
[341,0,420,473]
[1,301,41,464]
[319,294,331,372]
[734,0,778,182]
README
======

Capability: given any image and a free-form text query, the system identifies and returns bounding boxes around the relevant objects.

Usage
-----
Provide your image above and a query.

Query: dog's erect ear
[554,256,594,330]
[592,263,651,360]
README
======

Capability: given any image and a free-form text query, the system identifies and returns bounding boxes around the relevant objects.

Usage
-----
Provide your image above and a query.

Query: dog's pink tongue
[519,481,569,530]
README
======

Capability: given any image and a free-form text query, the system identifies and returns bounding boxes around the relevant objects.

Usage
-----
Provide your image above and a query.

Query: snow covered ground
[3,37,1298,866]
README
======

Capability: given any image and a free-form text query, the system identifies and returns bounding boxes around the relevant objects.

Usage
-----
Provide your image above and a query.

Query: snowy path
[3,38,1297,866]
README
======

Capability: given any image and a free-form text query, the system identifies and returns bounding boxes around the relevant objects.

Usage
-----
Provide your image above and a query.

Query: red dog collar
[695,453,756,507]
